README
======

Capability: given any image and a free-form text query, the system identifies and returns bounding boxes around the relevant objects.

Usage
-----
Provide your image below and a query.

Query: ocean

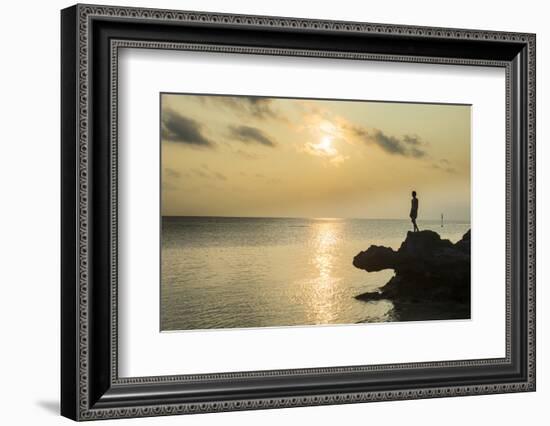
[161,217,470,331]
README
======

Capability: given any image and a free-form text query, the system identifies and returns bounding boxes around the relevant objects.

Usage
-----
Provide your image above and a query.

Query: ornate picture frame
[61,4,535,421]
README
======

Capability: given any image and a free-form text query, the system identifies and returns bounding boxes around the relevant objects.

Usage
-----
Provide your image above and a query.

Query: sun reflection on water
[304,219,344,324]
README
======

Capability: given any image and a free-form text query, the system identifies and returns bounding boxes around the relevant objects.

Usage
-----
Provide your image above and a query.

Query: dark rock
[352,245,396,272]
[353,229,471,319]
[455,229,471,254]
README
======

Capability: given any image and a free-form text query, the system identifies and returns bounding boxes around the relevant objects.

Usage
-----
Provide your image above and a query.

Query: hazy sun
[303,119,347,165]
[314,136,337,156]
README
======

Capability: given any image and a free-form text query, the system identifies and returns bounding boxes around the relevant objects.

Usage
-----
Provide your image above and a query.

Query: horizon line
[161,214,471,222]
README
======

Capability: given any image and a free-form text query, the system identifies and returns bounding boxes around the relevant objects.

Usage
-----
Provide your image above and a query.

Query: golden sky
[161,93,470,221]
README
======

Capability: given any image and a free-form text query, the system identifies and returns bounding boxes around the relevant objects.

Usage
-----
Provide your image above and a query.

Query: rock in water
[352,245,397,272]
[353,230,471,320]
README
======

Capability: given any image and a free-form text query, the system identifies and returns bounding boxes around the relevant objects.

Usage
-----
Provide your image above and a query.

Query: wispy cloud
[242,97,279,119]
[409,147,427,158]
[351,126,427,158]
[304,136,349,167]
[161,109,214,147]
[403,135,422,146]
[162,168,181,191]
[187,167,229,181]
[202,96,280,120]
[192,168,210,178]
[430,159,457,174]
[234,149,260,160]
[229,125,277,147]
[163,167,181,179]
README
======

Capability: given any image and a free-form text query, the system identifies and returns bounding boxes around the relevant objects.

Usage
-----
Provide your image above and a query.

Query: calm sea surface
[161,217,470,331]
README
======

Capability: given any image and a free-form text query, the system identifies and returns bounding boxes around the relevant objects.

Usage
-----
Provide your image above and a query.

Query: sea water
[161,217,470,331]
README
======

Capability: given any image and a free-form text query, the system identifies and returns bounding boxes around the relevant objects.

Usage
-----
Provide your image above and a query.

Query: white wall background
[0,0,546,424]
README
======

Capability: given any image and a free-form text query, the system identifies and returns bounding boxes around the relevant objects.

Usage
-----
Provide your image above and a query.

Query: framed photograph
[61,4,536,421]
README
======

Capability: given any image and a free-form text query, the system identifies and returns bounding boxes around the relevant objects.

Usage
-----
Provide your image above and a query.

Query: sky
[161,93,471,221]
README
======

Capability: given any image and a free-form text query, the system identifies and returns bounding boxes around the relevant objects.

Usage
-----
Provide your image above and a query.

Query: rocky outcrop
[353,230,471,320]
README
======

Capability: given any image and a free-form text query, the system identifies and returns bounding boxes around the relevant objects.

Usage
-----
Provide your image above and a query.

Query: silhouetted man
[410,191,419,232]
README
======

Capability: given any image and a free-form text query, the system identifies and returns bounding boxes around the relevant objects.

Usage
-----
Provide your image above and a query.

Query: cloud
[197,95,281,120]
[229,125,277,147]
[329,155,349,166]
[162,168,181,190]
[243,97,278,119]
[191,168,210,178]
[221,96,279,119]
[163,168,181,179]
[234,149,259,160]
[430,159,457,174]
[189,168,228,181]
[409,147,427,158]
[161,110,214,147]
[403,135,422,146]
[351,126,427,158]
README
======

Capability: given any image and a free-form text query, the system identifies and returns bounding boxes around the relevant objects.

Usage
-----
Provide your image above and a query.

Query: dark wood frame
[61,4,536,421]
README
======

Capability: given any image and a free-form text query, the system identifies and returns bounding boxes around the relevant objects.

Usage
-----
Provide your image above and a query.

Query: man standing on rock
[410,191,419,232]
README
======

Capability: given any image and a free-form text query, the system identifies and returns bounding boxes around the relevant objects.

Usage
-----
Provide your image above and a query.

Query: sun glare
[319,136,332,151]
[312,136,337,156]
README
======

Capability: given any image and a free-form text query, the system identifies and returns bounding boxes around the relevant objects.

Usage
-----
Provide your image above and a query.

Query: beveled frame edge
[61,3,536,421]
[110,41,512,385]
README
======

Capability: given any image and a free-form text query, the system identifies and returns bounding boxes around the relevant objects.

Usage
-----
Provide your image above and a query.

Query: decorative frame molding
[61,4,535,421]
